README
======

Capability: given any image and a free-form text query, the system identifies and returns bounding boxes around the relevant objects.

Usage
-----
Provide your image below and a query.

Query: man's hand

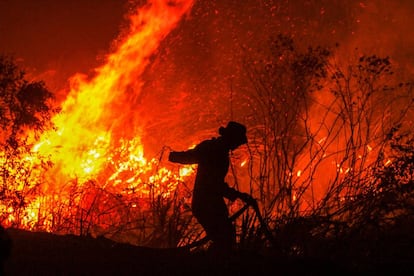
[238,192,256,206]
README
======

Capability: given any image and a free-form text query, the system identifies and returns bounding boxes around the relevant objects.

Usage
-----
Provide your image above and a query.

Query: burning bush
[1,1,197,249]
[235,34,414,264]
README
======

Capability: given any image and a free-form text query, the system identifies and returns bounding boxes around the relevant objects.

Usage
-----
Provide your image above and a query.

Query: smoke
[343,1,414,74]
[1,0,413,155]
[0,0,128,99]
[137,0,414,154]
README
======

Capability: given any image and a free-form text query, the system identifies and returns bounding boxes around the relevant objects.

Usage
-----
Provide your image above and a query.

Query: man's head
[219,121,248,150]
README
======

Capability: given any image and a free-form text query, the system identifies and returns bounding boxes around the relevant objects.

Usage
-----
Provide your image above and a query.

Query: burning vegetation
[1,0,414,272]
[1,0,197,247]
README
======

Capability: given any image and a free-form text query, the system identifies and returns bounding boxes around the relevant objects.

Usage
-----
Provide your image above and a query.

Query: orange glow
[180,166,195,177]
[1,0,195,231]
[36,0,194,181]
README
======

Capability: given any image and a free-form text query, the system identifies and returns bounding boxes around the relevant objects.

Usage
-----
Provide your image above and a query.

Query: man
[169,121,253,254]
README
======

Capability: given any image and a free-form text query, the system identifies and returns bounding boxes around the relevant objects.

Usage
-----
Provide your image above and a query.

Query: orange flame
[2,0,195,231]
[37,0,194,181]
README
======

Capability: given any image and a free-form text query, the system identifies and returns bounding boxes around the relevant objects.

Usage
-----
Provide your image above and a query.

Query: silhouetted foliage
[0,55,55,149]
[238,34,414,269]
[0,55,56,227]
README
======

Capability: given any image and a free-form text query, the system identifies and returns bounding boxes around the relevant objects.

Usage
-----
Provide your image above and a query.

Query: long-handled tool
[180,198,275,250]
[249,199,277,248]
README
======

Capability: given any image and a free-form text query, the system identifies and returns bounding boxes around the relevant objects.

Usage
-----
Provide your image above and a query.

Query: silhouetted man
[169,121,253,255]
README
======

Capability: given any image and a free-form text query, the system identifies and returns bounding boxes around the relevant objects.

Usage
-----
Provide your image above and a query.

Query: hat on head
[219,121,248,145]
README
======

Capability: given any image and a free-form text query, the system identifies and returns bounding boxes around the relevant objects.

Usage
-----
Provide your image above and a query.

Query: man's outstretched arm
[168,148,199,164]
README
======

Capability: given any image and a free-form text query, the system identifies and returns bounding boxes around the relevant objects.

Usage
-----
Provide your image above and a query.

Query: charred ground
[2,226,413,275]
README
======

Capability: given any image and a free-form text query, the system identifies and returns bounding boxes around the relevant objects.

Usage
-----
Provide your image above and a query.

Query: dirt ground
[1,228,409,275]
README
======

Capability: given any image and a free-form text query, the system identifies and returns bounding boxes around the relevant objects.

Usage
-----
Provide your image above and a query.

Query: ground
[1,228,411,275]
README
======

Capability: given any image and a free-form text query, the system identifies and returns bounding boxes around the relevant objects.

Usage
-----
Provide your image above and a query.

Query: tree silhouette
[0,55,55,150]
[0,55,56,227]
[237,34,414,260]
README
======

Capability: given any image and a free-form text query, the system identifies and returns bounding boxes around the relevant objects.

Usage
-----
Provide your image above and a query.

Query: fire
[240,159,247,167]
[1,0,195,233]
[179,166,195,177]
[37,0,194,181]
